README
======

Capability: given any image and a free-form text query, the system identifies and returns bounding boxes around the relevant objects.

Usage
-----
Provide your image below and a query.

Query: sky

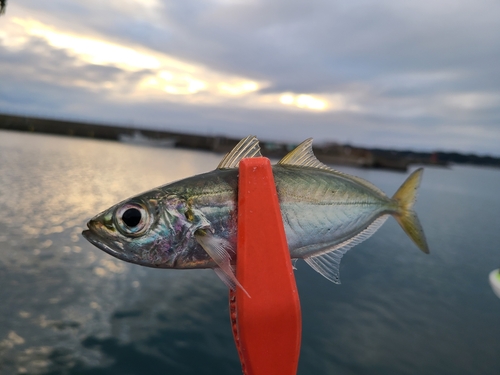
[0,0,499,155]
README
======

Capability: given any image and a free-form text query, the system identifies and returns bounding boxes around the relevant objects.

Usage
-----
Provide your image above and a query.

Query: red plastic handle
[230,157,302,375]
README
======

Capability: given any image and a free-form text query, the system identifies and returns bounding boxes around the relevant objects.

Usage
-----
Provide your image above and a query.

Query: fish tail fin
[391,168,430,254]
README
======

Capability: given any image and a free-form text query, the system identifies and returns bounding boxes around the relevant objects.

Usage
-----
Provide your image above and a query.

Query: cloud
[2,14,342,112]
[1,0,500,155]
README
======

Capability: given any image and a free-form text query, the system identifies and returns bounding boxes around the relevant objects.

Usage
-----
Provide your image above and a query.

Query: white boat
[489,269,500,299]
[119,131,176,148]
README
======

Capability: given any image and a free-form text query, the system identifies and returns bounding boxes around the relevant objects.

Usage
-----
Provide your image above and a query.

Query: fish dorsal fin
[304,215,389,283]
[279,138,386,197]
[217,135,262,169]
[278,138,334,171]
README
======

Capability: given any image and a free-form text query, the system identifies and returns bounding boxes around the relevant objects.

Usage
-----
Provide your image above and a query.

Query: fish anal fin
[305,252,343,284]
[304,215,389,283]
[217,135,262,169]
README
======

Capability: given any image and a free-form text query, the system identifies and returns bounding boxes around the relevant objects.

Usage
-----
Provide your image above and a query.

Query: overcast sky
[1,0,499,155]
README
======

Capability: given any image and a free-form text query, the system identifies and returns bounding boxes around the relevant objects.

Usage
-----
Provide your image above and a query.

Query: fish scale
[273,166,392,258]
[83,136,429,288]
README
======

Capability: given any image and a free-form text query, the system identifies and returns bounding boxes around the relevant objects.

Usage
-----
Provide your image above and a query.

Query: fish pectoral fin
[213,268,242,293]
[217,135,262,169]
[194,231,249,297]
[304,215,389,283]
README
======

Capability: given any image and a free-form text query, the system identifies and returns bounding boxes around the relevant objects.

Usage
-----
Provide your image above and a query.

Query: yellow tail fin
[392,168,430,254]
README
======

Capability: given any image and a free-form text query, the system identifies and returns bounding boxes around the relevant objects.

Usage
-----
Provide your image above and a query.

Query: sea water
[0,130,499,375]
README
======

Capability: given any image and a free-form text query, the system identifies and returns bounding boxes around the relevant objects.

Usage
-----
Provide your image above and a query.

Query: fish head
[82,190,208,268]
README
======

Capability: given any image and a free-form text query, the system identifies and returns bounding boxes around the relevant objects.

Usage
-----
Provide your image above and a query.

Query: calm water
[0,130,499,375]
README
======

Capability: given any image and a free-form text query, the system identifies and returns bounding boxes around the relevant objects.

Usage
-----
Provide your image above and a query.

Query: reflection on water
[0,130,238,374]
[0,130,499,374]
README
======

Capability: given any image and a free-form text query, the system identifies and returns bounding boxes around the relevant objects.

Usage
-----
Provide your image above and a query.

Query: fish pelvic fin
[392,168,430,254]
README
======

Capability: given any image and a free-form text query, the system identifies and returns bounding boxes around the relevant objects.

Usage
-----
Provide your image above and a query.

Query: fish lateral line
[82,135,430,288]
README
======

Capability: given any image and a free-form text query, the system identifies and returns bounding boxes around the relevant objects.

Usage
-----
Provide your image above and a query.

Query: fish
[82,136,429,290]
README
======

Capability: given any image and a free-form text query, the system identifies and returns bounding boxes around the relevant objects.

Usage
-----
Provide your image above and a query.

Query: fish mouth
[82,224,173,269]
[81,228,124,260]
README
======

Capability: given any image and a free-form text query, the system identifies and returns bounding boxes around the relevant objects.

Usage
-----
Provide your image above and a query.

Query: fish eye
[122,208,142,227]
[115,202,150,237]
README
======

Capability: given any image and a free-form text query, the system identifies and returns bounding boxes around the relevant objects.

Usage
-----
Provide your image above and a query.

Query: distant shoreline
[1,113,499,171]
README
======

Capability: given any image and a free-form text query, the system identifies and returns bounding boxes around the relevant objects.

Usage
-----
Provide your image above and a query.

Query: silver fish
[82,136,429,289]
